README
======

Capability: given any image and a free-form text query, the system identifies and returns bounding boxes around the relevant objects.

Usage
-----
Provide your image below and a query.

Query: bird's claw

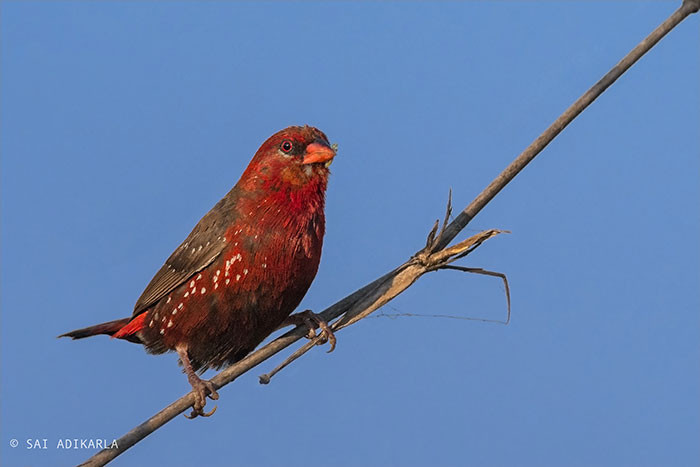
[185,405,217,419]
[313,316,336,353]
[184,378,219,419]
[295,309,336,353]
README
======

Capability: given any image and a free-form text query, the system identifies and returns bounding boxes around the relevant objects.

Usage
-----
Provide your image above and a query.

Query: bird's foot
[176,345,219,419]
[184,375,219,419]
[284,309,336,353]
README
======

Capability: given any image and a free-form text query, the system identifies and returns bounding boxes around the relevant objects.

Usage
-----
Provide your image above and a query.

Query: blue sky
[1,2,698,466]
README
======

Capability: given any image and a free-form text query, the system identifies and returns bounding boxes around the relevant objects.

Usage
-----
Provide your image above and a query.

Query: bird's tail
[58,316,143,343]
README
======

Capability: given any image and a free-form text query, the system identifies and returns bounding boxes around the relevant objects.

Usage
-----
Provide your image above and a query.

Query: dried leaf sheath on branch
[79,1,699,465]
[260,207,512,385]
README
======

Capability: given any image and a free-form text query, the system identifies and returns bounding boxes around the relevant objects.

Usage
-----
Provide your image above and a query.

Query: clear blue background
[2,2,698,466]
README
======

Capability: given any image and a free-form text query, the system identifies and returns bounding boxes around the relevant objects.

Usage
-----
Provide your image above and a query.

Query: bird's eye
[280,140,293,153]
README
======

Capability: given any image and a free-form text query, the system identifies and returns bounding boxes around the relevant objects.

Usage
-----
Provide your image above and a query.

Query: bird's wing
[132,199,236,316]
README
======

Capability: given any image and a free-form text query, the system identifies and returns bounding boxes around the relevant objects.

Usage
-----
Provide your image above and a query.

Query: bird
[60,125,337,418]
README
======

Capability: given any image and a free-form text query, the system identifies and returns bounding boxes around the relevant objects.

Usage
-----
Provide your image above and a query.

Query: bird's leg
[280,309,336,353]
[176,345,219,419]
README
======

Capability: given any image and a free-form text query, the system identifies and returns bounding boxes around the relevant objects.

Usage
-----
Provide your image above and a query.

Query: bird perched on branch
[60,125,337,418]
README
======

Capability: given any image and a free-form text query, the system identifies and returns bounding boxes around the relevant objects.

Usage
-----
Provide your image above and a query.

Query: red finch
[60,125,337,417]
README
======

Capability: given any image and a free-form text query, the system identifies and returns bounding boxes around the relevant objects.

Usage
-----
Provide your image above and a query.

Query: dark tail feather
[58,318,133,340]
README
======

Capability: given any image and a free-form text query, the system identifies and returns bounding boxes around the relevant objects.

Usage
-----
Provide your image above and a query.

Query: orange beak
[302,142,336,165]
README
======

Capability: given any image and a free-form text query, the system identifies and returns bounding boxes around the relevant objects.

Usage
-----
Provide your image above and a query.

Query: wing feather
[132,194,237,316]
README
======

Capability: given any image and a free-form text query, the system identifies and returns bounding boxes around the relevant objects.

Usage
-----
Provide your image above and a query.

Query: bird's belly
[139,237,321,371]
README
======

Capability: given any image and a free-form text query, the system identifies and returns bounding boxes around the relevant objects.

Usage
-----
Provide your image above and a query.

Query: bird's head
[240,125,336,192]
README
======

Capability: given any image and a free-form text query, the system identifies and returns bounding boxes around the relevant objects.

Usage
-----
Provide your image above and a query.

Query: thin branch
[259,338,319,385]
[80,2,698,465]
